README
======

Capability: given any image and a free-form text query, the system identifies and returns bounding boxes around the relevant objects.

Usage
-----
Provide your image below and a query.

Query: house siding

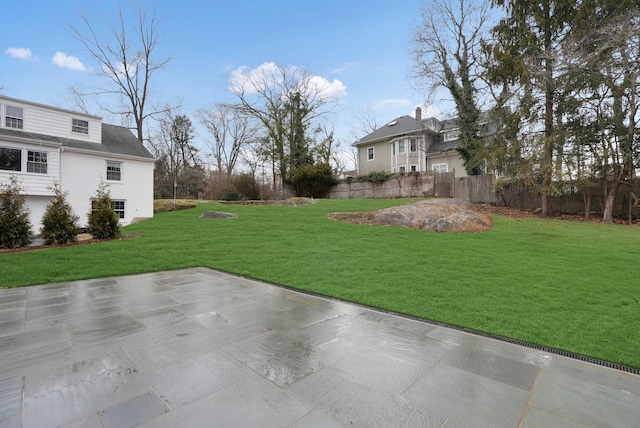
[427,152,468,177]
[1,98,101,144]
[61,150,154,228]
[0,140,60,196]
[357,140,393,174]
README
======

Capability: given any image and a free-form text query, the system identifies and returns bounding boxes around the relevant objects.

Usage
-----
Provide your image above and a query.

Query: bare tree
[229,63,339,190]
[411,0,492,175]
[69,3,171,142]
[198,104,257,177]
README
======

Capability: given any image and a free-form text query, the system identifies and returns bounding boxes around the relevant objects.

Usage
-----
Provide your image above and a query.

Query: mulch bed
[0,234,143,255]
[475,204,637,225]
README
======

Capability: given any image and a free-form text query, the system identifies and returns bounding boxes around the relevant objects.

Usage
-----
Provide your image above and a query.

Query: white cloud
[5,47,34,60]
[229,62,347,102]
[308,75,348,102]
[52,51,86,71]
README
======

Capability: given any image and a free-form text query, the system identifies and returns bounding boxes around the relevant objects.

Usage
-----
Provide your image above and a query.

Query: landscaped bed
[1,198,639,369]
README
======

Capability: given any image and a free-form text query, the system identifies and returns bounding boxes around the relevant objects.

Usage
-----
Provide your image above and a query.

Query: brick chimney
[415,106,422,121]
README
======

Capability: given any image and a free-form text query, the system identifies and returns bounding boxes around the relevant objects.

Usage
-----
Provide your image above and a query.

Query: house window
[398,140,405,154]
[399,166,406,173]
[0,147,22,171]
[72,119,89,134]
[112,200,125,219]
[91,200,125,219]
[106,161,122,181]
[410,138,417,152]
[410,165,417,172]
[27,150,47,174]
[392,143,395,155]
[433,163,448,173]
[367,147,374,161]
[5,106,24,129]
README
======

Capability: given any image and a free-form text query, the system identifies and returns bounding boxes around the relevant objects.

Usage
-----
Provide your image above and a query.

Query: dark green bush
[288,163,338,197]
[0,176,32,248]
[87,182,121,239]
[41,185,79,245]
[221,190,240,201]
[232,173,261,200]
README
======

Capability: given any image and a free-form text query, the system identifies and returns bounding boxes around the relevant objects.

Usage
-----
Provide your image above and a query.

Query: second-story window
[410,138,417,152]
[72,119,89,134]
[5,106,24,129]
[398,140,406,154]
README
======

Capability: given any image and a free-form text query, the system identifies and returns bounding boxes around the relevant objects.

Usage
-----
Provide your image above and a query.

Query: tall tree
[151,113,202,199]
[489,0,577,216]
[569,3,640,222]
[198,104,256,178]
[70,3,171,142]
[412,0,492,175]
[229,63,338,190]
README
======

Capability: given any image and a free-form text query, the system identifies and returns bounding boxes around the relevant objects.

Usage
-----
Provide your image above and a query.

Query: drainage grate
[250,278,640,376]
[451,325,640,376]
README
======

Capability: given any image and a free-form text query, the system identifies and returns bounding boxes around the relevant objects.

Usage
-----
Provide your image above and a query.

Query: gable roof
[0,124,154,160]
[353,115,428,146]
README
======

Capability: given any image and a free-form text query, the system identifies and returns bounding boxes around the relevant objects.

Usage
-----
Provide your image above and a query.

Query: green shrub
[87,182,121,239]
[232,173,261,200]
[288,163,338,197]
[0,176,32,248]
[41,185,79,245]
[221,190,240,201]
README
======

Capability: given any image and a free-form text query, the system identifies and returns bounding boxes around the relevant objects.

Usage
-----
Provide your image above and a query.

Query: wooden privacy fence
[327,172,639,218]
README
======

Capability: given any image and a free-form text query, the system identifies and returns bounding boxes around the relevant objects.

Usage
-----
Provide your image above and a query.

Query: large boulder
[327,198,493,233]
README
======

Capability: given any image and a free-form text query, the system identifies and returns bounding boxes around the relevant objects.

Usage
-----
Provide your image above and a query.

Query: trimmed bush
[288,163,338,198]
[87,182,121,239]
[0,176,32,248]
[41,185,79,245]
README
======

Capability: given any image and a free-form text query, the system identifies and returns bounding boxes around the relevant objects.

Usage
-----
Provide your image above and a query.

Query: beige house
[353,107,469,177]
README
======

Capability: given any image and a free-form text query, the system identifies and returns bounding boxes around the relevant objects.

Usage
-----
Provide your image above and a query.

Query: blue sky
[1,1,451,153]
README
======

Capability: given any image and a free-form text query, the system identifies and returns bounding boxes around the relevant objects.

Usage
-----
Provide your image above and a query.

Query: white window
[410,138,417,152]
[410,165,417,172]
[91,200,125,219]
[444,130,459,141]
[399,166,406,173]
[5,106,24,129]
[27,150,47,174]
[433,163,448,173]
[72,118,89,134]
[112,200,125,219]
[0,147,22,171]
[398,140,405,154]
[106,161,122,181]
[367,147,374,161]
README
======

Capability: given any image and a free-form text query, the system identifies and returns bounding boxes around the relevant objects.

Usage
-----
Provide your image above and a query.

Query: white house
[353,107,474,178]
[0,95,155,234]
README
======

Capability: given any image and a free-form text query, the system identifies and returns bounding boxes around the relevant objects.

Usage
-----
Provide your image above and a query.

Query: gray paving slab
[0,267,639,427]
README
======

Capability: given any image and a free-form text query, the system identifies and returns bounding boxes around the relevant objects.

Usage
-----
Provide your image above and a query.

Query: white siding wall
[25,196,54,233]
[61,150,154,227]
[0,139,60,196]
[0,97,101,144]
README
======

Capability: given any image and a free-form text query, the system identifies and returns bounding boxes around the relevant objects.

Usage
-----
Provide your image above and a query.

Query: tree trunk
[603,167,627,223]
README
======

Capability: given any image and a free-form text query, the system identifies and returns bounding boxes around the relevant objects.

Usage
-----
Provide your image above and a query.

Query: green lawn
[2,198,639,368]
